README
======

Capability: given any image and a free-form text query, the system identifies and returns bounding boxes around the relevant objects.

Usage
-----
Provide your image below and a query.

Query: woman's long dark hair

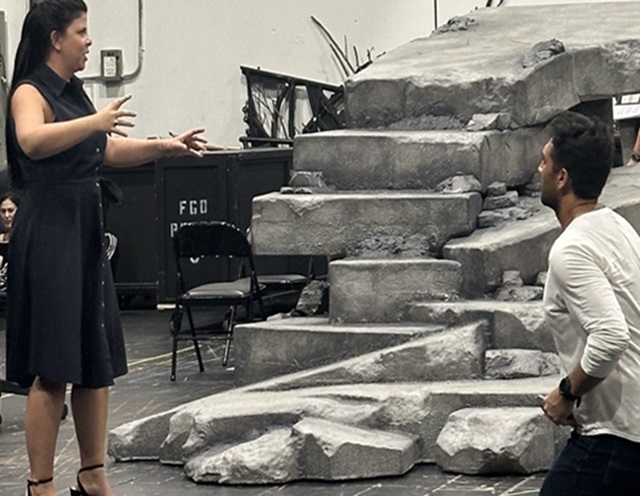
[6,0,87,188]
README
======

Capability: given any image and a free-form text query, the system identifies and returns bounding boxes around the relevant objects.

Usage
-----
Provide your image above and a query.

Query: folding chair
[170,221,266,381]
[245,227,309,295]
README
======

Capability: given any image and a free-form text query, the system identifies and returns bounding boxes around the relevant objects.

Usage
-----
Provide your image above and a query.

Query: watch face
[560,377,574,399]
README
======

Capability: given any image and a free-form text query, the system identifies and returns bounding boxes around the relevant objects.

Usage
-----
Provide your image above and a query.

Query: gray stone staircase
[109,2,640,486]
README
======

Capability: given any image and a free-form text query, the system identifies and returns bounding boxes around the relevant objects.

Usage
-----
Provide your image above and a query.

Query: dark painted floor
[0,309,546,495]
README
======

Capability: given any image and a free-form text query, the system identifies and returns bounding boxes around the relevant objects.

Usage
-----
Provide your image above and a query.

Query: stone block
[184,428,300,484]
[345,4,640,129]
[443,209,560,297]
[107,410,175,461]
[329,258,462,323]
[295,417,418,480]
[293,128,545,191]
[487,182,507,196]
[445,166,640,297]
[435,407,565,475]
[483,191,519,210]
[251,191,482,256]
[485,349,561,380]
[259,322,488,390]
[408,301,555,353]
[233,317,443,386]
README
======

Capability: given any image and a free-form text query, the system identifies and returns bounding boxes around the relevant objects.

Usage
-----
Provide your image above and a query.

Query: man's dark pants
[540,431,640,495]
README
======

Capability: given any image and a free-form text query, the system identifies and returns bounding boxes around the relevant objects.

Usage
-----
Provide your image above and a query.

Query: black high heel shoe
[27,476,53,495]
[69,464,104,496]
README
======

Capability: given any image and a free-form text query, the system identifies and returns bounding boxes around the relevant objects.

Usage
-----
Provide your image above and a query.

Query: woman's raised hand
[95,94,137,137]
[164,128,208,157]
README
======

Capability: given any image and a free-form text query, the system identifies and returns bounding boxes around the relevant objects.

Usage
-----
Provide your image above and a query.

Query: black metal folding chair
[170,221,266,381]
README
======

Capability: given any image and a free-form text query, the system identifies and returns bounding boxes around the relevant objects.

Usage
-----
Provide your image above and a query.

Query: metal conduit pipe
[83,0,144,83]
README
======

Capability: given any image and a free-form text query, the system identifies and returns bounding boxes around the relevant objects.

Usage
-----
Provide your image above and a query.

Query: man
[538,111,640,495]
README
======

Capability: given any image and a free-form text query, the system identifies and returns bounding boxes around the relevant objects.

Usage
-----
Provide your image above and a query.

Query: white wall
[2,0,634,146]
[1,0,488,146]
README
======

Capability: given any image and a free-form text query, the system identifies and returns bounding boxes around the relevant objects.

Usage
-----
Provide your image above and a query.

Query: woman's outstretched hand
[96,94,137,137]
[165,129,208,157]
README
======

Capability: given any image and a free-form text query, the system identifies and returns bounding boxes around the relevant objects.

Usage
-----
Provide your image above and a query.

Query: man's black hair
[549,111,614,200]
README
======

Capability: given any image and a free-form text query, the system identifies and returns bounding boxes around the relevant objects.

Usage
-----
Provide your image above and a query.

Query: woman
[0,190,20,241]
[0,191,20,292]
[5,1,206,495]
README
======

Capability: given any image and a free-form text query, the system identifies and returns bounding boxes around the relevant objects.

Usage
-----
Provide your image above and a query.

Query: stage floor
[0,309,545,495]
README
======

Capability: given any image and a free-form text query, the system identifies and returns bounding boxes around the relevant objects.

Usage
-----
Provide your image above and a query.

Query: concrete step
[344,4,640,129]
[233,317,445,386]
[408,300,554,353]
[443,165,640,297]
[329,257,462,323]
[251,190,482,257]
[293,128,544,190]
[236,321,487,391]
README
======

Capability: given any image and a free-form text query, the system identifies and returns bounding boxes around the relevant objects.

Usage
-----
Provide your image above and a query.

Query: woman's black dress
[6,63,127,389]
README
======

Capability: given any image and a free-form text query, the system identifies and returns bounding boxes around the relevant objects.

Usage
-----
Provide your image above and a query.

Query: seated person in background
[0,191,20,242]
[0,191,20,292]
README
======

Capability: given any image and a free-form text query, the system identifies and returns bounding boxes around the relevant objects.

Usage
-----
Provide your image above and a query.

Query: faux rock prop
[485,349,561,380]
[435,407,564,475]
[294,280,329,316]
[435,174,483,194]
[295,418,418,480]
[483,191,519,210]
[486,182,507,197]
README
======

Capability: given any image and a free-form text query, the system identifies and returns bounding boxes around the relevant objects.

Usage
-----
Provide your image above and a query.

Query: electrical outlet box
[101,49,123,83]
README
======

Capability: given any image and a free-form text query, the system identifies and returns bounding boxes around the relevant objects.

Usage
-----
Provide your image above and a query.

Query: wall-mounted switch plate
[101,49,123,83]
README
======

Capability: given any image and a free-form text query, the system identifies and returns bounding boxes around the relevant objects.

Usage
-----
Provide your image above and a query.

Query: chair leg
[170,309,182,381]
[171,331,179,381]
[222,306,236,367]
[186,307,205,373]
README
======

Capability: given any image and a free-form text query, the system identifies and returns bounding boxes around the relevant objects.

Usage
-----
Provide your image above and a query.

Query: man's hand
[541,388,579,427]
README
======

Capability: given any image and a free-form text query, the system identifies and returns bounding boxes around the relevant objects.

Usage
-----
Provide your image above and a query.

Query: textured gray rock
[445,166,640,296]
[435,174,483,194]
[252,322,488,390]
[233,317,443,386]
[466,113,513,132]
[294,280,329,316]
[496,285,544,302]
[486,182,507,197]
[485,349,561,380]
[329,258,462,323]
[109,377,560,478]
[251,191,482,256]
[289,171,329,189]
[408,300,555,353]
[346,234,434,258]
[184,428,300,484]
[443,208,560,297]
[345,4,640,129]
[501,270,523,288]
[477,209,510,228]
[295,418,418,480]
[435,407,567,475]
[292,128,546,191]
[483,191,519,210]
[107,410,176,461]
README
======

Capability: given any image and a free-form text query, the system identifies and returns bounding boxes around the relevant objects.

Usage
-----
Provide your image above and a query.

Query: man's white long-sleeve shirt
[544,207,640,442]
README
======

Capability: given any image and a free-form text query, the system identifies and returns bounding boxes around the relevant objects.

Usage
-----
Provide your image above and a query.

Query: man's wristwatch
[559,376,581,405]
[631,150,640,162]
